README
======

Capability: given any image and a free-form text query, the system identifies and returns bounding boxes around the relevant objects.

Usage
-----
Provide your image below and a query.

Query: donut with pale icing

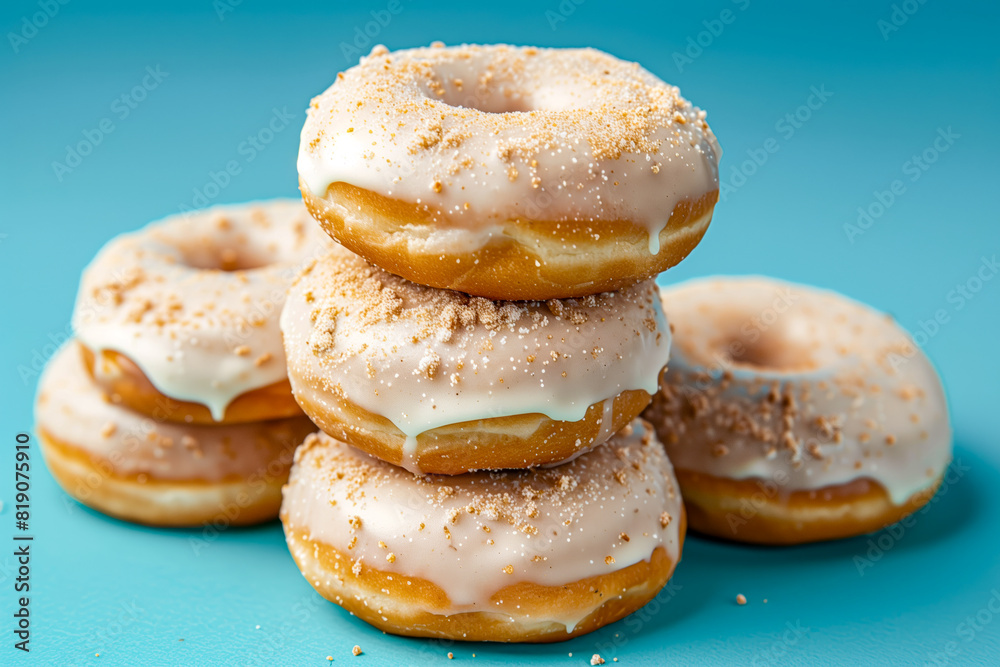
[73,199,335,424]
[643,276,952,545]
[298,43,720,300]
[280,419,685,642]
[280,246,672,475]
[35,343,316,526]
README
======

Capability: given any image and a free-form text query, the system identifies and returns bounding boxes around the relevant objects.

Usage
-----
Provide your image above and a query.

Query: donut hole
[436,85,533,114]
[725,318,819,373]
[177,241,277,272]
[424,60,535,113]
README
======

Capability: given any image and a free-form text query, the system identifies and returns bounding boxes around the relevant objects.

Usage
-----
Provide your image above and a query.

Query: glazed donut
[35,343,316,526]
[298,43,720,300]
[73,199,334,424]
[281,419,685,642]
[280,247,671,475]
[643,277,952,545]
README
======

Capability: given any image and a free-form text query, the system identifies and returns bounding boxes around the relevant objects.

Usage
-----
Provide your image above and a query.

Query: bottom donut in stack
[36,343,315,526]
[280,418,685,642]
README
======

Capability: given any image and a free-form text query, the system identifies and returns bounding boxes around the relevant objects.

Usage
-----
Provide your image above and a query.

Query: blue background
[2,0,999,664]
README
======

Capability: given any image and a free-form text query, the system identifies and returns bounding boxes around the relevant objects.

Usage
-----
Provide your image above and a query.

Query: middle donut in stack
[280,42,721,642]
[280,246,669,475]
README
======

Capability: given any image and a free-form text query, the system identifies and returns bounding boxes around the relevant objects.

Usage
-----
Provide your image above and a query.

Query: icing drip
[35,343,315,481]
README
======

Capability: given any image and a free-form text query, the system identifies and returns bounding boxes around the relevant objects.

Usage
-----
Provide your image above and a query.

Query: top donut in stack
[287,43,720,474]
[297,43,720,301]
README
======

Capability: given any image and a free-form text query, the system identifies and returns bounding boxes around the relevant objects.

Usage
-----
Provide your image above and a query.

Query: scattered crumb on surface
[736,594,747,606]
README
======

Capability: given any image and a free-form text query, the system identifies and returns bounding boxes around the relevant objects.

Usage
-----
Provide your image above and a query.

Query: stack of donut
[279,43,721,642]
[35,201,326,526]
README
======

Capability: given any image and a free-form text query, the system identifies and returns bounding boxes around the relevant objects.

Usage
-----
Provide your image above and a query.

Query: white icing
[72,199,334,420]
[298,44,720,252]
[281,419,682,626]
[646,277,952,505]
[35,343,315,481]
[280,248,671,472]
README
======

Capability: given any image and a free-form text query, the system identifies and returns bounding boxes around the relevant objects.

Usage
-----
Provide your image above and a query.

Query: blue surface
[2,0,999,664]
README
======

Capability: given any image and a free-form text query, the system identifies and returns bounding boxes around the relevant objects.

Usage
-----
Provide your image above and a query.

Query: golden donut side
[291,380,652,475]
[282,525,684,643]
[303,182,716,300]
[80,345,304,425]
[39,430,290,527]
[673,470,944,545]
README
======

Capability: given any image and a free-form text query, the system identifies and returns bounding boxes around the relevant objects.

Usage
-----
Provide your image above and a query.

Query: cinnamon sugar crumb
[736,594,747,605]
[415,349,441,379]
[352,645,362,656]
[557,475,578,491]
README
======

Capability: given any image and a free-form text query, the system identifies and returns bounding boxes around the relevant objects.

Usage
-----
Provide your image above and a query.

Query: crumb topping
[286,247,667,428]
[299,43,720,226]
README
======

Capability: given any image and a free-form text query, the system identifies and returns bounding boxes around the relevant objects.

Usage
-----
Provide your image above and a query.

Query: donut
[280,419,685,642]
[298,43,720,300]
[35,343,316,526]
[643,276,952,545]
[73,199,334,424]
[280,247,671,475]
